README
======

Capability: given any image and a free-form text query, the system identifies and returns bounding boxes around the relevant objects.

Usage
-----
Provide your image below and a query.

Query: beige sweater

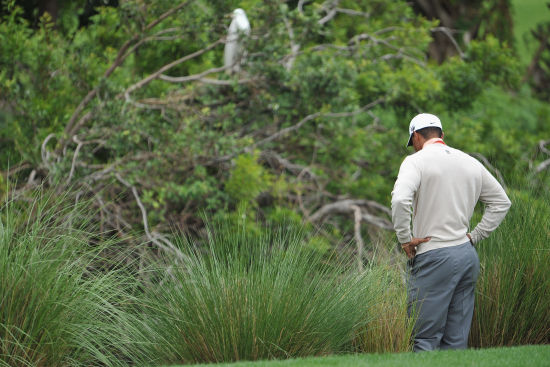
[391,143,511,255]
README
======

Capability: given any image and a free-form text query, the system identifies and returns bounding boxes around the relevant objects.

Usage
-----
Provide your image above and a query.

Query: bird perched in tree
[224,8,251,74]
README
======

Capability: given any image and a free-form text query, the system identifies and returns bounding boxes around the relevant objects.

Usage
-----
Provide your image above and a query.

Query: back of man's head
[417,127,442,140]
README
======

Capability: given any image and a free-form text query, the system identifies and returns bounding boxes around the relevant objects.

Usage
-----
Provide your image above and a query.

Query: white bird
[224,8,251,74]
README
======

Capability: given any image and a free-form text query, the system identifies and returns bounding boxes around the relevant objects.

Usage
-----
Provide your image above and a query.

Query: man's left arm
[469,165,512,245]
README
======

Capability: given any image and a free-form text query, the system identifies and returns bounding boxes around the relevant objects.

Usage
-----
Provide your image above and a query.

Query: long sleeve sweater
[391,143,511,255]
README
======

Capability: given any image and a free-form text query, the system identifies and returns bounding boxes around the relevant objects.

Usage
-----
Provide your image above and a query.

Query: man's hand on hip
[401,237,431,259]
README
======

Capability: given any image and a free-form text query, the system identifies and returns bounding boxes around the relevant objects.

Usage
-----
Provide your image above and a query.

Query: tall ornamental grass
[0,191,147,367]
[470,190,550,346]
[352,263,414,353]
[139,224,380,364]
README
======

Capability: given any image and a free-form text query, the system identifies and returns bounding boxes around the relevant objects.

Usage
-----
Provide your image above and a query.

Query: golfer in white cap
[391,113,511,351]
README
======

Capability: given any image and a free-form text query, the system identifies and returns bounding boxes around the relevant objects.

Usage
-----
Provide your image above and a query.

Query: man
[391,113,511,352]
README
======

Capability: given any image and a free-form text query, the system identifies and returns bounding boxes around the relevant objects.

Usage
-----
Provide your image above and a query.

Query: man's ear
[441,132,445,139]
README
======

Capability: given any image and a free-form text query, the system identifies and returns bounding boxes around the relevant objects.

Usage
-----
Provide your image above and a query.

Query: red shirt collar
[423,138,446,148]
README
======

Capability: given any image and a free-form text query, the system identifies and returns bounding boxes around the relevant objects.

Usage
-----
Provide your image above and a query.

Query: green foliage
[0,6,67,164]
[438,86,550,191]
[435,36,520,111]
[304,234,333,256]
[0,0,532,236]
[464,36,521,88]
[226,152,274,204]
[265,205,304,227]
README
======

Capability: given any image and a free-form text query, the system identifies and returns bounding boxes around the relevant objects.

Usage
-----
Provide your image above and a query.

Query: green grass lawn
[512,0,550,65]
[165,345,550,367]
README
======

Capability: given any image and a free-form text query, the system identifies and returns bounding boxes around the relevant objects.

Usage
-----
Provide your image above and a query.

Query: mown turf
[165,345,550,367]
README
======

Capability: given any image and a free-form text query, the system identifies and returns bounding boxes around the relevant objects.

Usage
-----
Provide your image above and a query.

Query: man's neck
[422,137,445,148]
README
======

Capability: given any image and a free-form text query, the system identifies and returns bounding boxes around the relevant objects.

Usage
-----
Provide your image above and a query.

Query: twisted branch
[124,38,224,102]
[115,173,187,262]
[431,27,464,58]
[535,140,550,173]
[309,199,393,230]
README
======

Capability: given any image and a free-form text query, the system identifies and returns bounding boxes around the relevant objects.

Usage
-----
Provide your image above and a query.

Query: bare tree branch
[539,139,550,156]
[282,13,300,70]
[194,77,255,85]
[41,133,57,170]
[27,169,38,187]
[66,135,84,185]
[361,212,394,230]
[535,159,550,173]
[254,98,385,150]
[260,150,317,180]
[535,139,550,173]
[124,39,223,101]
[298,0,307,13]
[316,4,374,26]
[3,162,31,180]
[115,173,187,262]
[309,199,393,230]
[318,0,340,25]
[431,27,464,58]
[335,8,370,18]
[375,52,426,66]
[81,181,133,231]
[158,65,228,83]
[212,98,385,164]
[79,152,156,184]
[349,33,426,66]
[65,136,107,185]
[350,204,365,271]
[143,2,193,34]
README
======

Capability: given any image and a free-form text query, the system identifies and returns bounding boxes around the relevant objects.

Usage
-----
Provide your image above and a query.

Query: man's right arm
[470,166,511,245]
[391,156,421,245]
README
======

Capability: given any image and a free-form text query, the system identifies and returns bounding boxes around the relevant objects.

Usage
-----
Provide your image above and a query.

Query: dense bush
[0,0,528,243]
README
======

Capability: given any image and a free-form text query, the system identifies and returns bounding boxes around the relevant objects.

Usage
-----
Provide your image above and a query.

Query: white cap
[407,113,443,147]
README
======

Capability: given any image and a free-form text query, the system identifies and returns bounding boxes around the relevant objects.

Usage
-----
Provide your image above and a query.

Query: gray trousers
[407,242,480,352]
